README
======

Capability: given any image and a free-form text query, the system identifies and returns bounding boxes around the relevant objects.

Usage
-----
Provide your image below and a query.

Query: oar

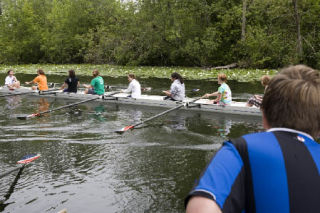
[0,154,40,179]
[17,91,121,120]
[0,90,37,98]
[38,88,61,94]
[142,87,152,92]
[0,88,60,98]
[38,89,62,96]
[0,154,40,209]
[231,97,248,101]
[106,85,152,92]
[115,97,202,134]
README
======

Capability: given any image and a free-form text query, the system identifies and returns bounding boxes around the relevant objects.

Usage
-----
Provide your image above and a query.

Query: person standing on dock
[25,69,48,91]
[163,72,185,101]
[185,65,320,213]
[84,70,105,95]
[201,73,232,105]
[121,74,141,98]
[5,69,20,89]
[60,70,80,93]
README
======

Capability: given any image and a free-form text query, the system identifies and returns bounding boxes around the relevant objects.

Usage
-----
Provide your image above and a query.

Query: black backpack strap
[229,137,256,213]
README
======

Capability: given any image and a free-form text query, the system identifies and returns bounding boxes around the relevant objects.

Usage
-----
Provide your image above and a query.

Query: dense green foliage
[0,0,319,69]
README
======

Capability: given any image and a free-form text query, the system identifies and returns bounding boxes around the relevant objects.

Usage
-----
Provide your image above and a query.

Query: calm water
[0,74,263,213]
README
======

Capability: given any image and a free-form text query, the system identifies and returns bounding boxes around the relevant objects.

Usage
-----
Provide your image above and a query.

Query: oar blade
[16,115,28,120]
[142,87,152,92]
[17,154,41,164]
[115,125,134,134]
[16,113,40,120]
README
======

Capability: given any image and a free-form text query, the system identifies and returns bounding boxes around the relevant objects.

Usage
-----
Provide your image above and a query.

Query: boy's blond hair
[261,65,320,138]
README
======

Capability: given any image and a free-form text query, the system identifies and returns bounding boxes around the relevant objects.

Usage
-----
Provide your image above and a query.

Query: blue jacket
[186,128,320,213]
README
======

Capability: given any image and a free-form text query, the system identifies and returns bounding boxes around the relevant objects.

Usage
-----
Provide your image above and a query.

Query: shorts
[163,96,177,101]
[88,89,97,95]
[63,88,77,93]
[213,101,230,106]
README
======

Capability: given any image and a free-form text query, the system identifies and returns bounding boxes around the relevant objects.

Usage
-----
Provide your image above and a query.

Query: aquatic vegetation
[0,64,277,82]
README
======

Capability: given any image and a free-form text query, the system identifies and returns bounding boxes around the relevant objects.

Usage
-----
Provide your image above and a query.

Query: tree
[0,0,43,63]
[292,0,303,61]
[241,0,248,41]
[0,0,320,69]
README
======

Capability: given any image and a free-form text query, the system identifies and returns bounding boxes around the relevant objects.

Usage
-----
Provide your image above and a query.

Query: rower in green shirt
[84,70,105,95]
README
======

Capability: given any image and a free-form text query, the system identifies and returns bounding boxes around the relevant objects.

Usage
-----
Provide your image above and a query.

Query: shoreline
[0,64,277,82]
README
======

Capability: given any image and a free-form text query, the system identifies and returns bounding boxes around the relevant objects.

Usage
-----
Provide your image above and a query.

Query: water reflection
[38,98,49,113]
[5,96,21,110]
[132,110,142,123]
[184,112,263,139]
[90,105,106,122]
[164,114,186,131]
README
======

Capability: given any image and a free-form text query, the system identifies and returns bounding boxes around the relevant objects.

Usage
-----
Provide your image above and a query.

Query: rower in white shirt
[121,74,141,98]
[163,72,185,101]
[5,69,20,89]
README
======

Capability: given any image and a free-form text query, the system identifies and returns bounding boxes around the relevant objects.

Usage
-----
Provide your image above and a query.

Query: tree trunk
[241,0,248,41]
[212,63,238,70]
[292,0,303,60]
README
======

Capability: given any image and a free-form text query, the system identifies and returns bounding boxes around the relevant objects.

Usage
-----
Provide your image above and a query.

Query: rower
[60,70,80,93]
[83,70,105,95]
[201,73,232,105]
[25,69,48,91]
[121,74,141,98]
[162,72,185,101]
[5,69,20,90]
[246,75,270,107]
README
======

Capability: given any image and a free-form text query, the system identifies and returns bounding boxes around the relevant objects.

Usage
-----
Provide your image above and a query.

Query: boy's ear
[262,110,271,130]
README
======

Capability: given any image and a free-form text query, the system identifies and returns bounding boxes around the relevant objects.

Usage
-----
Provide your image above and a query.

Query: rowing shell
[0,86,261,116]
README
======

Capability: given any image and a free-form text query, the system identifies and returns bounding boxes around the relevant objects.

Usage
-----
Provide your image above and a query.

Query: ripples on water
[0,95,263,212]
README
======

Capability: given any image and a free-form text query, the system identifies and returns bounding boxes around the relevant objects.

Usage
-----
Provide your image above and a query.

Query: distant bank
[0,64,276,82]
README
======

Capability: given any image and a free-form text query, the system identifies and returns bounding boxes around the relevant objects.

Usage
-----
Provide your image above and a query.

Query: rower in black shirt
[60,70,80,93]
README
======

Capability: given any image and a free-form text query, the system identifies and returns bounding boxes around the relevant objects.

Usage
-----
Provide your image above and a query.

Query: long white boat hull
[0,87,261,117]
